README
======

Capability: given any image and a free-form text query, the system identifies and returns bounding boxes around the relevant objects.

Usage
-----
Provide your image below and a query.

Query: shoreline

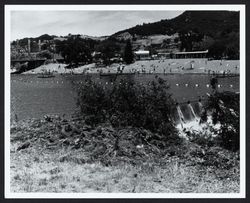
[13,72,240,76]
[16,59,240,75]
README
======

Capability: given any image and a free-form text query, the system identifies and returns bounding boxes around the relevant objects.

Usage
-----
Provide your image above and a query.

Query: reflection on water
[11,74,239,120]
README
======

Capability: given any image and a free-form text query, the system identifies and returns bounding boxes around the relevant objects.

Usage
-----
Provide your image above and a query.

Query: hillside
[113,11,239,58]
[114,11,239,38]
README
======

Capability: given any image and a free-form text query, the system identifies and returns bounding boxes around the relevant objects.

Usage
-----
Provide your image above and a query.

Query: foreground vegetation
[10,76,240,193]
[10,117,239,193]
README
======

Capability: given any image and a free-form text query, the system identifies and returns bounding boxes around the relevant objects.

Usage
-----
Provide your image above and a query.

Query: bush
[201,91,239,151]
[75,76,177,139]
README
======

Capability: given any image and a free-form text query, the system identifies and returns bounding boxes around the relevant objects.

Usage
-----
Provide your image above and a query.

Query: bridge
[11,58,47,73]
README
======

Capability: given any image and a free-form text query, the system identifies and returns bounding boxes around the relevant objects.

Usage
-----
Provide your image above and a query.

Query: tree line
[55,36,134,66]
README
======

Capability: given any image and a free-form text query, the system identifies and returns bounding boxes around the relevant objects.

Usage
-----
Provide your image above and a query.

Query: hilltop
[113,11,239,37]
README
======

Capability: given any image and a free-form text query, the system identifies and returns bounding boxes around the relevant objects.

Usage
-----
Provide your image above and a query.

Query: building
[53,37,67,41]
[173,50,208,59]
[157,52,171,59]
[53,54,64,63]
[134,50,150,60]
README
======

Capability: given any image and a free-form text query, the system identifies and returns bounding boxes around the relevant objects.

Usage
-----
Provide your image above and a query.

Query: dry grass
[9,118,240,193]
[10,143,240,193]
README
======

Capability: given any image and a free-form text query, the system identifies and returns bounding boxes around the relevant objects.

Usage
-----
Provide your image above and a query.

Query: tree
[37,50,52,59]
[123,40,134,64]
[41,44,48,51]
[208,41,226,59]
[179,30,204,51]
[95,39,121,65]
[56,36,93,66]
[226,45,239,60]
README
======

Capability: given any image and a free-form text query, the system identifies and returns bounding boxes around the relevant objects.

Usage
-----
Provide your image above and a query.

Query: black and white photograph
[4,4,246,198]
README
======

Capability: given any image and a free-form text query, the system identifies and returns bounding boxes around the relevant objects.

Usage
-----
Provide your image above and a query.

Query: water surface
[11,74,239,121]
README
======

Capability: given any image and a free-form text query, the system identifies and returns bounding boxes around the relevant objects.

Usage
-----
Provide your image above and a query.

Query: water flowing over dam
[174,101,204,126]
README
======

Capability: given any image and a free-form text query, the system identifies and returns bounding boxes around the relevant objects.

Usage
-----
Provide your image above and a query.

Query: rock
[17,141,30,151]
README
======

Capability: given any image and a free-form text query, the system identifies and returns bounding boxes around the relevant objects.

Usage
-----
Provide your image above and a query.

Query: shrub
[75,76,177,138]
[201,91,239,151]
[75,76,109,125]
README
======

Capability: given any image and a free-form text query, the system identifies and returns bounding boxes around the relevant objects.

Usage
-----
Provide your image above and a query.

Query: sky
[11,10,184,40]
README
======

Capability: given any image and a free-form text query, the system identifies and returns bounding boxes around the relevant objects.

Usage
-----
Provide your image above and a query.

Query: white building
[134,50,150,60]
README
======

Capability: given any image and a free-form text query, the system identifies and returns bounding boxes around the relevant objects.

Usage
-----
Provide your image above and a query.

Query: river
[11,74,239,121]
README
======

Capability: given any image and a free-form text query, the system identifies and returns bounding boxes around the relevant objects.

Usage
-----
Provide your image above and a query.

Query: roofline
[175,50,209,54]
